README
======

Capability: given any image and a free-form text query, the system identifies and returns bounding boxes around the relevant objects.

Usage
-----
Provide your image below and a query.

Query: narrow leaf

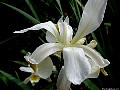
[25,0,40,21]
[0,2,40,24]
[0,70,32,90]
[83,79,100,90]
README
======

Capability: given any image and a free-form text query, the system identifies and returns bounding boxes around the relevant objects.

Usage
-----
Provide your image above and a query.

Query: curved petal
[57,66,71,90]
[31,43,63,63]
[78,45,110,67]
[24,54,38,64]
[71,0,108,44]
[14,21,59,40]
[87,57,100,78]
[63,47,91,84]
[58,22,73,44]
[46,31,57,43]
[37,57,53,79]
[23,77,30,84]
[19,66,34,73]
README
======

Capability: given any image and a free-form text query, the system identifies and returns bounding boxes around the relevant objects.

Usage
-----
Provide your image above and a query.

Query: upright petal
[31,43,63,63]
[58,21,73,44]
[63,47,91,84]
[64,16,69,24]
[71,0,108,44]
[78,45,110,67]
[37,57,53,79]
[57,66,71,90]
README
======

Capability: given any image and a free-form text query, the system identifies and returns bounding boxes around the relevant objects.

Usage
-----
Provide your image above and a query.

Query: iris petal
[14,21,59,40]
[31,43,63,63]
[57,66,71,90]
[71,0,108,44]
[37,57,53,79]
[63,47,91,84]
[58,22,73,44]
[79,45,110,67]
[19,67,34,73]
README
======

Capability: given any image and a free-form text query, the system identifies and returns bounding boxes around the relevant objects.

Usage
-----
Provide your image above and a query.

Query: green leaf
[0,2,40,24]
[55,0,63,15]
[11,60,28,66]
[0,35,18,45]
[0,70,32,90]
[0,74,8,86]
[83,79,100,90]
[25,0,40,21]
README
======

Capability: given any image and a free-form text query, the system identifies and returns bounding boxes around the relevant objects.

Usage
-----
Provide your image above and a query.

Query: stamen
[87,40,97,48]
[77,37,86,45]
[100,68,108,76]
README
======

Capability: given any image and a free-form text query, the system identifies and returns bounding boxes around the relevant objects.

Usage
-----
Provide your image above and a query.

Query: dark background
[0,0,120,89]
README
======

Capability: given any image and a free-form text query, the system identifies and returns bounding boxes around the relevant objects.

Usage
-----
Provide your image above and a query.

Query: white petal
[87,57,100,78]
[57,66,71,90]
[79,45,110,67]
[37,57,53,79]
[24,55,38,64]
[63,47,91,84]
[14,21,59,39]
[31,43,63,63]
[19,66,34,73]
[46,31,56,43]
[23,77,30,84]
[58,22,73,44]
[58,16,64,23]
[71,0,108,44]
[64,16,69,24]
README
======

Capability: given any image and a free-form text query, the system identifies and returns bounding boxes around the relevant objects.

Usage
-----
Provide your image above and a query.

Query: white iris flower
[14,0,110,89]
[19,52,53,86]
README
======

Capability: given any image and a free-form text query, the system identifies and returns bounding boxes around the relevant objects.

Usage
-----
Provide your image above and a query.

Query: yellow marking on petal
[30,64,37,72]
[55,24,59,30]
[29,74,40,84]
[100,68,108,76]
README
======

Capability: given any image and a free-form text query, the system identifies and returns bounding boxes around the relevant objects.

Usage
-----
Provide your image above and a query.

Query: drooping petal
[78,45,110,67]
[57,66,71,90]
[37,57,53,79]
[63,47,91,84]
[87,56,100,78]
[46,31,57,43]
[31,43,63,63]
[14,21,59,40]
[19,66,34,73]
[58,21,73,44]
[71,0,108,44]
